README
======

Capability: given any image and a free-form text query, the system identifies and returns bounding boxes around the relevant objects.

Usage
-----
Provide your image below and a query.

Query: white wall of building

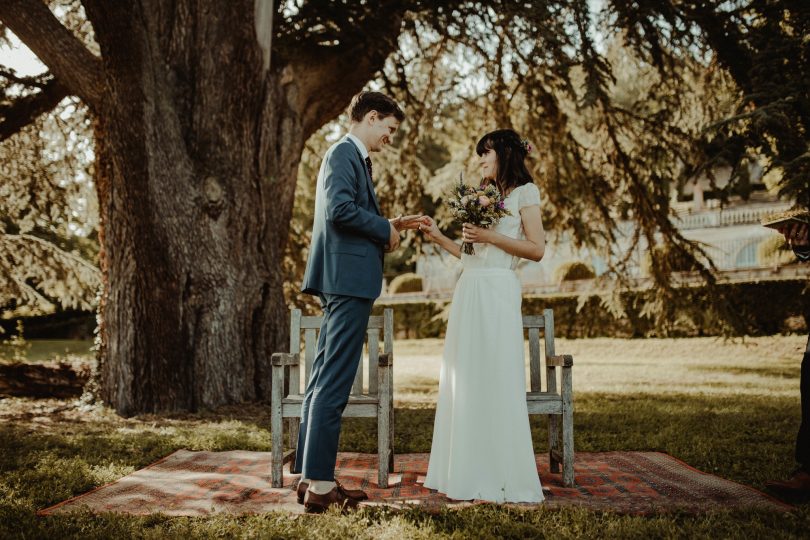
[412,200,791,295]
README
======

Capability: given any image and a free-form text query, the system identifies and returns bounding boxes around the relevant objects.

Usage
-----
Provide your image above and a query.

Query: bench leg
[562,408,574,487]
[549,414,560,473]
[562,366,574,487]
[378,401,390,488]
[271,366,284,488]
[286,418,299,467]
[378,366,391,488]
[388,377,395,473]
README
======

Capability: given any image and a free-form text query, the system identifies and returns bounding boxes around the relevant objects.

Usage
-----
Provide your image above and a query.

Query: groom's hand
[385,222,400,252]
[390,214,425,231]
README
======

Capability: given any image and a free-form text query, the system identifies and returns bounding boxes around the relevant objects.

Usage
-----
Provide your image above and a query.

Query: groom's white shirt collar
[346,133,369,160]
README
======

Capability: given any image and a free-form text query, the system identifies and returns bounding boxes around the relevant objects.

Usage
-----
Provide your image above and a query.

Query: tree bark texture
[78,2,398,414]
[1,0,401,414]
[80,4,291,414]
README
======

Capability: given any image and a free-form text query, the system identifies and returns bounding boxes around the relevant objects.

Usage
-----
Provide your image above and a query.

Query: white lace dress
[423,182,544,503]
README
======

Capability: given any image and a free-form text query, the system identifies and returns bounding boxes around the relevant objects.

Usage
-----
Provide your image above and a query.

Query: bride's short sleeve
[518,183,541,209]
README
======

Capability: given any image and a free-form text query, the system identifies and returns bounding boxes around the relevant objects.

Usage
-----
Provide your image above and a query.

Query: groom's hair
[348,91,405,123]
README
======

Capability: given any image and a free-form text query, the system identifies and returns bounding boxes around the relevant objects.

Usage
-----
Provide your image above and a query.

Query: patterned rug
[39,450,792,516]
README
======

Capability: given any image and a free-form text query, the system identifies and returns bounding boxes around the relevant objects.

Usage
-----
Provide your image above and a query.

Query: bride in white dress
[418,129,546,503]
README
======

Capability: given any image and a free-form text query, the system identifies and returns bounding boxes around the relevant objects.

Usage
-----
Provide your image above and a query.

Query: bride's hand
[462,223,493,244]
[418,216,442,242]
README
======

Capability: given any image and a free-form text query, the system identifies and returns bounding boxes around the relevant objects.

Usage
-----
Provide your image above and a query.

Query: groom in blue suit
[296,91,420,513]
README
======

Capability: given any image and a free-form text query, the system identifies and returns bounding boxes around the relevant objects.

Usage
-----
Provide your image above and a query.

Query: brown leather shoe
[296,480,368,505]
[339,483,368,501]
[765,468,810,494]
[303,481,367,514]
[296,480,309,505]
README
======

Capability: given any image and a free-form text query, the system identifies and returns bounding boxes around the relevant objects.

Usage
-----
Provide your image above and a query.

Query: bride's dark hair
[475,129,534,194]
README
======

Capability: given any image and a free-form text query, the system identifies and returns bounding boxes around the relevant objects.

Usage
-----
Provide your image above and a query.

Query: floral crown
[520,138,532,154]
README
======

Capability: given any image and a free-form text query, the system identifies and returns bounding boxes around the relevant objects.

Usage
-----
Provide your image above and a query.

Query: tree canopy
[0,1,807,409]
[3,0,807,316]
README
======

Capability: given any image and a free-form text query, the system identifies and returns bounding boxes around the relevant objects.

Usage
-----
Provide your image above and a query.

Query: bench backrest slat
[290,308,392,397]
[304,327,316,388]
[521,309,557,394]
[528,327,542,392]
[289,310,302,394]
[543,308,557,394]
[368,328,380,395]
[300,314,386,330]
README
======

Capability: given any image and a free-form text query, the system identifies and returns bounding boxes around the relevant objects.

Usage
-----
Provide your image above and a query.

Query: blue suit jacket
[302,137,391,299]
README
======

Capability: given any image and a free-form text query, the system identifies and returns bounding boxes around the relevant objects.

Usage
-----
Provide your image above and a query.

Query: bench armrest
[547,354,573,367]
[271,352,300,367]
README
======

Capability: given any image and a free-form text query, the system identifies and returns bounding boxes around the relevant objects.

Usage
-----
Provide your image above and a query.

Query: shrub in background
[377,279,808,339]
[388,273,423,294]
[757,235,796,266]
[553,261,596,283]
[372,300,446,339]
[641,245,703,276]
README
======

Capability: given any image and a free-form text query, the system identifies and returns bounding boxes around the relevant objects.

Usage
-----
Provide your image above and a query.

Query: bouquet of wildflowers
[446,174,511,255]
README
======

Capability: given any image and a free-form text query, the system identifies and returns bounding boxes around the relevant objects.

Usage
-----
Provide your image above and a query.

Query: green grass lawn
[0,339,93,364]
[1,337,810,538]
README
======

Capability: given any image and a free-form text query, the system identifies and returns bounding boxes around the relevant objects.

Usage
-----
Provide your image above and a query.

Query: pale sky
[0,34,46,76]
[2,1,607,78]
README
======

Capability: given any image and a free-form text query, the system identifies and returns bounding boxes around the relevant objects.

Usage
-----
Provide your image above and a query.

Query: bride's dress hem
[421,482,545,504]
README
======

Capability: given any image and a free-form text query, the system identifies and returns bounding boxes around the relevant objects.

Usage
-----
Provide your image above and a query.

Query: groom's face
[367,112,400,152]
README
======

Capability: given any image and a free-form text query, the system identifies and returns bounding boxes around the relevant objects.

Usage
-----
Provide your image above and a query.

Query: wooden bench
[269,308,394,488]
[525,308,575,487]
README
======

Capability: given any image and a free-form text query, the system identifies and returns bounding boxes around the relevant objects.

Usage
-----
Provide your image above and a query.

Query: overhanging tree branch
[0,0,103,110]
[0,77,69,141]
[0,66,49,88]
[294,41,399,137]
[289,10,406,137]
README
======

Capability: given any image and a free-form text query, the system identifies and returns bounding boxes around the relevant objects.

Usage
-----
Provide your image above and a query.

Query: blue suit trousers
[292,292,374,480]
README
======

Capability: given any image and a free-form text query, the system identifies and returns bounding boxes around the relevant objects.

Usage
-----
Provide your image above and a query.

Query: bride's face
[479,147,498,180]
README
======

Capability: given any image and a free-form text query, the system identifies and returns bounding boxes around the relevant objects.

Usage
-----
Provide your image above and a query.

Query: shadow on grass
[688,364,802,379]
[342,393,801,489]
[2,393,808,538]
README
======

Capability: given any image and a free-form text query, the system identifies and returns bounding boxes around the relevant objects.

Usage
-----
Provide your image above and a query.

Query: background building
[403,167,802,299]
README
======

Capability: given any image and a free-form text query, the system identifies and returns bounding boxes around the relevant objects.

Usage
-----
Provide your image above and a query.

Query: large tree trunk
[0,0,403,415]
[88,4,304,414]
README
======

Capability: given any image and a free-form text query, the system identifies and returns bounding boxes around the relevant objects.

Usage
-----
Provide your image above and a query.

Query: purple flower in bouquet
[445,173,511,255]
